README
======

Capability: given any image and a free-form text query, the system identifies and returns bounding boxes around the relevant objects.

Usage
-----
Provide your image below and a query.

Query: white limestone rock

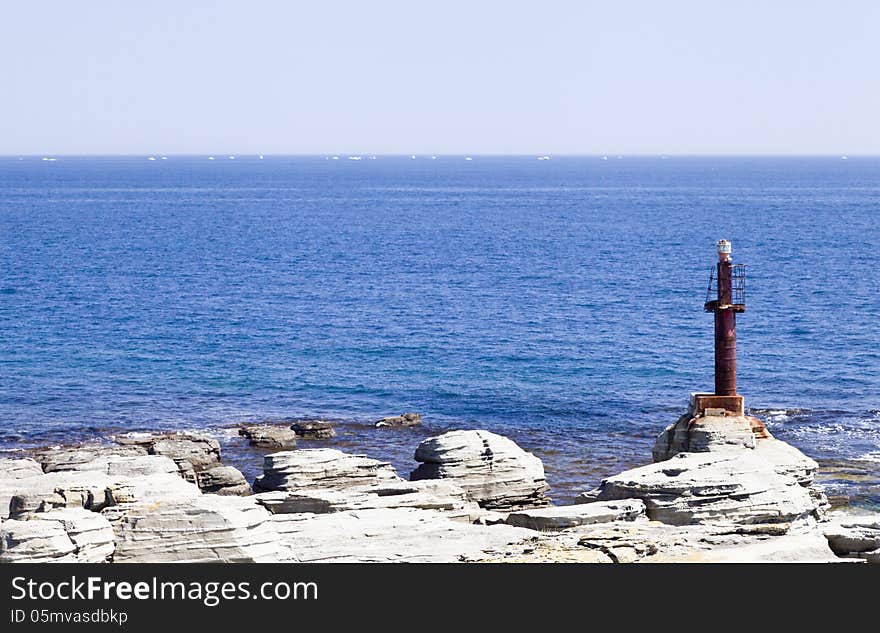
[0,517,77,562]
[653,414,756,462]
[196,466,251,496]
[270,507,535,562]
[253,448,401,493]
[111,495,293,563]
[1,470,113,519]
[148,434,222,472]
[31,508,115,562]
[597,451,819,527]
[823,513,880,563]
[410,430,550,510]
[754,438,819,486]
[506,499,646,531]
[103,473,202,507]
[655,532,841,563]
[0,458,44,479]
[255,479,479,520]
[34,444,149,473]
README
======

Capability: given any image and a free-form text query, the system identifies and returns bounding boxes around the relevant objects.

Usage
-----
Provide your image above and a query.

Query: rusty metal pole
[714,241,737,396]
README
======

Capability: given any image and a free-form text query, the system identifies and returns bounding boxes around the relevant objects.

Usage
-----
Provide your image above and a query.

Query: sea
[1,155,878,508]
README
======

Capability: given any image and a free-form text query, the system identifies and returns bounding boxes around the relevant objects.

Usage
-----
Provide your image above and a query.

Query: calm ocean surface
[1,156,878,507]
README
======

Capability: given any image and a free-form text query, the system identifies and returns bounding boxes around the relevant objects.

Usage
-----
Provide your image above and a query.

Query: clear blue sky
[2,1,878,154]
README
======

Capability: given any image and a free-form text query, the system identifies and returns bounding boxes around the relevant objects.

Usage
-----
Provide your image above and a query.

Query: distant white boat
[431,155,437,160]
[228,155,235,160]
[259,155,264,160]
[411,155,416,159]
[148,156,156,161]
[601,155,608,161]
[841,155,848,160]
[369,155,377,160]
[537,155,550,161]
[332,156,339,160]
[465,156,473,161]
[41,157,57,162]
[161,156,168,160]
[208,156,215,160]
[348,156,362,160]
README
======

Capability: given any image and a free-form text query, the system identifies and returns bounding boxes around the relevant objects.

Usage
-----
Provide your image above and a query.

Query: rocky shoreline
[1,411,878,563]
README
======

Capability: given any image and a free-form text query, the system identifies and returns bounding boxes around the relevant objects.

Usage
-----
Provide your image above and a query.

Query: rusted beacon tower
[692,239,746,417]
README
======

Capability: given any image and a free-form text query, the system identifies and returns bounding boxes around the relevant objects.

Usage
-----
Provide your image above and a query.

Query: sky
[1,1,878,155]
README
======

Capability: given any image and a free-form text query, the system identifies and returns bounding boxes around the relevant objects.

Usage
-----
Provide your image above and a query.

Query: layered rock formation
[115,432,223,486]
[593,411,828,528]
[270,508,533,563]
[597,451,819,526]
[823,513,880,562]
[196,466,251,496]
[411,430,550,510]
[253,448,401,493]
[1,507,115,563]
[255,479,479,521]
[506,500,646,531]
[110,496,293,563]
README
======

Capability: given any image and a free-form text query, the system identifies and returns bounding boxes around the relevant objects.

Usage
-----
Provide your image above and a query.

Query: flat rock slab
[506,500,646,531]
[110,496,293,563]
[823,513,880,562]
[255,479,478,520]
[270,507,535,563]
[597,451,819,527]
[253,448,401,493]
[651,532,841,563]
[0,458,44,479]
[34,444,150,473]
[411,430,550,510]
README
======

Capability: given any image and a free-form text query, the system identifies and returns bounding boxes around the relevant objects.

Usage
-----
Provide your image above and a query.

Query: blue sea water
[1,156,878,506]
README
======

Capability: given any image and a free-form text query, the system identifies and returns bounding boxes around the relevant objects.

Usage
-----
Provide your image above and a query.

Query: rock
[653,532,841,563]
[375,412,422,428]
[31,508,115,562]
[253,448,401,493]
[754,438,819,486]
[574,488,602,504]
[823,513,880,563]
[148,433,222,472]
[255,479,478,520]
[506,500,646,531]
[1,470,113,519]
[34,444,148,473]
[111,496,293,563]
[238,424,298,449]
[103,473,202,507]
[410,430,550,510]
[0,458,43,479]
[291,420,336,440]
[196,466,251,496]
[269,507,535,562]
[597,451,819,527]
[652,413,757,462]
[0,517,77,562]
[9,491,69,518]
